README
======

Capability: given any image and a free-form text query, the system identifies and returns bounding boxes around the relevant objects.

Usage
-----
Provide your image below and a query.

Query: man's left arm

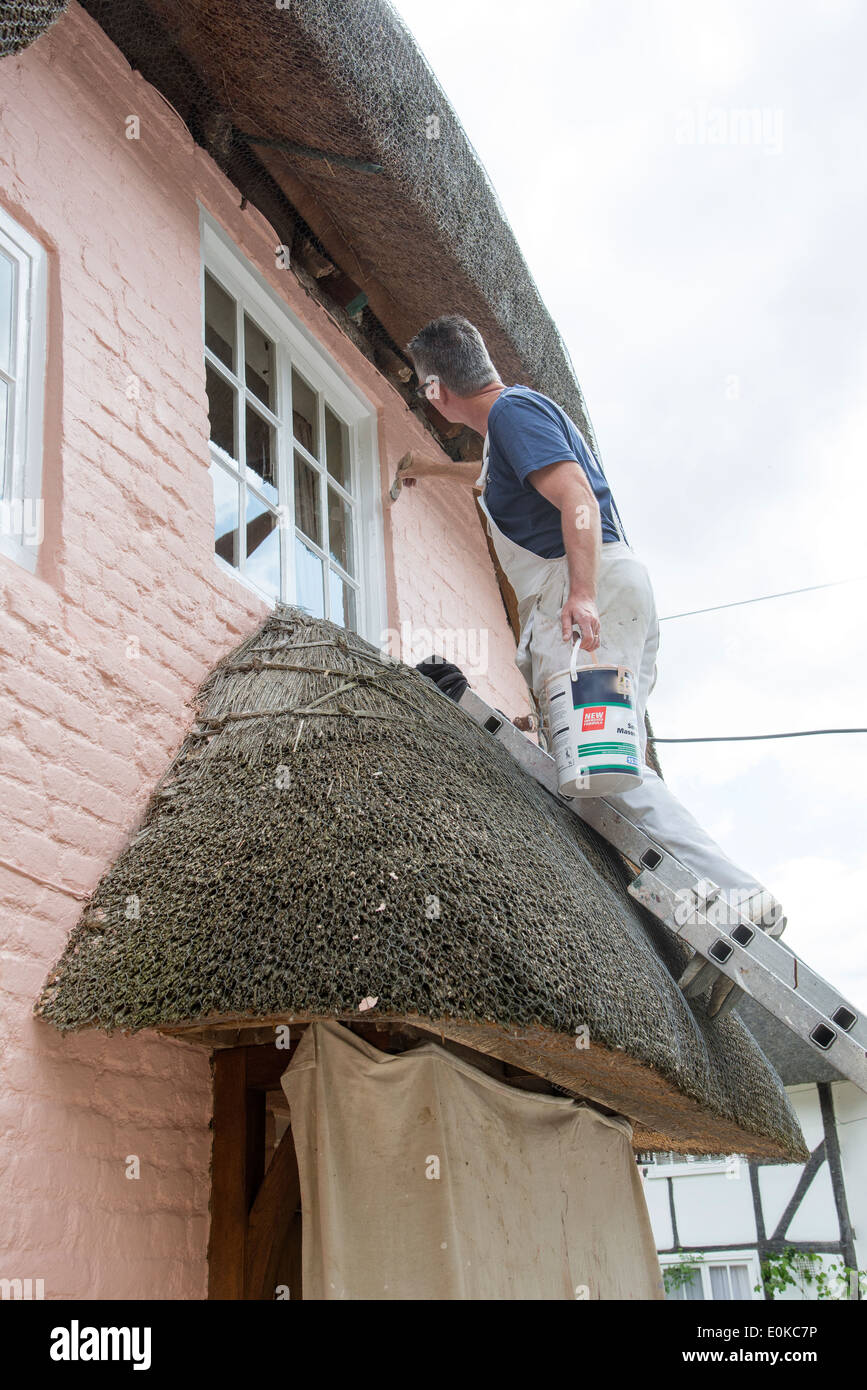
[529,461,602,649]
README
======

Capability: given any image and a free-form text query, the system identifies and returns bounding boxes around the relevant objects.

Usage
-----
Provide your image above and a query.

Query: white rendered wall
[642,1080,866,1299]
[834,1081,867,1270]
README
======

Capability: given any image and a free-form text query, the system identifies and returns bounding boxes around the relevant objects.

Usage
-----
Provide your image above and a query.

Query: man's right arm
[395,450,481,488]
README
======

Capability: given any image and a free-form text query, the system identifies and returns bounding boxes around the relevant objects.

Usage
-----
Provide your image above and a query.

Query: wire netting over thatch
[36,606,804,1158]
[0,0,68,57]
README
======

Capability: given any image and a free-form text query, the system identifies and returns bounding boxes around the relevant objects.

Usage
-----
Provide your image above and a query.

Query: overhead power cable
[659,576,864,623]
[649,728,866,744]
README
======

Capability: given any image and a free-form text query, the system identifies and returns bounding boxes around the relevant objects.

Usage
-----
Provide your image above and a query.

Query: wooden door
[208,1043,303,1300]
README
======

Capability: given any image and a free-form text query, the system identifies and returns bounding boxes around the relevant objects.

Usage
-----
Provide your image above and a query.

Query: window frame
[0,205,47,574]
[639,1151,738,1179]
[200,208,386,644]
[659,1249,761,1301]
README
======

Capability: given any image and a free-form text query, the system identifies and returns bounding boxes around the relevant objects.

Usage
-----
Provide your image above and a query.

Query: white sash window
[660,1251,760,1300]
[0,206,46,573]
[201,212,385,642]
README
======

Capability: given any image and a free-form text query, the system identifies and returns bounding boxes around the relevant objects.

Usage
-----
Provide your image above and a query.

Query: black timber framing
[657,1081,860,1299]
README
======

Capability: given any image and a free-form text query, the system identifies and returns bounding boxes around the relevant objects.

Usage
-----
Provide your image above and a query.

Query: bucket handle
[569,630,600,680]
[570,633,632,692]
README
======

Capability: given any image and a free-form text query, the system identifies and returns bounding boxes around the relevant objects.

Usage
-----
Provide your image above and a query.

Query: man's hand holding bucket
[563,592,600,651]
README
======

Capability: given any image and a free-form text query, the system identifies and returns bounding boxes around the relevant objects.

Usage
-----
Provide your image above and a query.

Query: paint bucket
[544,641,643,798]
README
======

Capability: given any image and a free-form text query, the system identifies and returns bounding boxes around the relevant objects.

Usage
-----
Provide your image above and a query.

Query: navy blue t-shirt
[484,386,626,557]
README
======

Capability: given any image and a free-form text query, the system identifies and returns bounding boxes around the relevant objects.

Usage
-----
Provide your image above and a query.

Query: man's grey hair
[406,315,501,396]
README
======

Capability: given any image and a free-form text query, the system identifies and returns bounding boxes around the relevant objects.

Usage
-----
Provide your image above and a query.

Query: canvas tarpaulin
[280,1021,664,1300]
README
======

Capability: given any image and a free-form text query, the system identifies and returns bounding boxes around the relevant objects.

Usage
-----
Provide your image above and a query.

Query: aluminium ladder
[457,685,867,1094]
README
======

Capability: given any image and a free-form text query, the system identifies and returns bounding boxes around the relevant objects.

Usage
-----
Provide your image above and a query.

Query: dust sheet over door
[281,1021,663,1300]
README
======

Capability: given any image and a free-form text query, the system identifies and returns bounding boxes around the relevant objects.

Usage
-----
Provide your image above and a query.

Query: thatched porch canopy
[36,606,807,1163]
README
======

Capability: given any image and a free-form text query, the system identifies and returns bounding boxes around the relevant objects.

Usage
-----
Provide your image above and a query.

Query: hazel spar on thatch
[35,605,808,1161]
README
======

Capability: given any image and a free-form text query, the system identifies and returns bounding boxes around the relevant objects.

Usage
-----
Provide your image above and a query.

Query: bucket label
[546,665,643,796]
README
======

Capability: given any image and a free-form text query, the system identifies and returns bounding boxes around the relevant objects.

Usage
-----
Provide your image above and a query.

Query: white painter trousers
[519,542,780,924]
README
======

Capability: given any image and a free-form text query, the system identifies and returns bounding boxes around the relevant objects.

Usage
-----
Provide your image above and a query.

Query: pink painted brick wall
[0,5,530,1299]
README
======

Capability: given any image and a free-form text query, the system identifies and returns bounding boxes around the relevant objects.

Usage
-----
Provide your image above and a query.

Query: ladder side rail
[458,686,866,1053]
[630,868,867,1092]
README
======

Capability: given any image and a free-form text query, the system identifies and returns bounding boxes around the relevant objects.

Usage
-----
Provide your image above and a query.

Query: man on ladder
[399,314,786,999]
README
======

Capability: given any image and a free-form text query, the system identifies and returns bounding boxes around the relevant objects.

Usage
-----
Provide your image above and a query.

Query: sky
[390,0,867,1006]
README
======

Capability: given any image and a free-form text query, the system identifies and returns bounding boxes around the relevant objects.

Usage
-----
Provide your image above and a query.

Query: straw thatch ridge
[36,605,805,1159]
[79,0,598,449]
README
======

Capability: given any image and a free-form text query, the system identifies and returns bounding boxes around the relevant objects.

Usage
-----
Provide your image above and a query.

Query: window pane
[709,1266,731,1300]
[295,538,324,618]
[324,404,348,488]
[206,363,237,460]
[294,451,322,546]
[329,570,357,632]
[246,404,277,503]
[244,314,275,409]
[212,462,239,568]
[0,249,13,377]
[292,368,318,457]
[328,485,353,573]
[728,1265,751,1300]
[669,1268,704,1300]
[246,497,280,598]
[204,272,236,371]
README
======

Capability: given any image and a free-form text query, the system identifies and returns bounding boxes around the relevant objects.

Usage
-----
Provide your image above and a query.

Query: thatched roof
[36,606,806,1162]
[77,0,597,447]
[736,997,842,1087]
[0,0,68,58]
